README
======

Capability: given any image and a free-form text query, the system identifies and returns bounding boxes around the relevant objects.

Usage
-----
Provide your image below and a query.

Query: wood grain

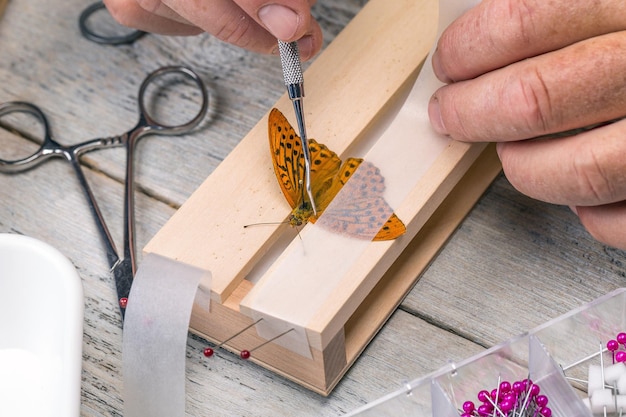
[145,0,499,394]
[1,0,625,415]
[145,0,439,303]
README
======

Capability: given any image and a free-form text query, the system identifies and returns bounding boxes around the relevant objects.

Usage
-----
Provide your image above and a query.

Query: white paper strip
[123,253,211,417]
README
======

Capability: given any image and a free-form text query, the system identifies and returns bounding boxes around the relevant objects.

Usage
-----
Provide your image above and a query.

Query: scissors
[79,1,145,45]
[0,66,209,321]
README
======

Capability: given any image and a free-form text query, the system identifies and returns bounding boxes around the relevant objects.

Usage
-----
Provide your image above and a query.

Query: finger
[429,32,626,142]
[432,0,626,82]
[251,0,323,60]
[162,0,322,59]
[133,0,192,24]
[104,0,202,36]
[574,202,626,250]
[496,118,626,207]
[252,0,318,42]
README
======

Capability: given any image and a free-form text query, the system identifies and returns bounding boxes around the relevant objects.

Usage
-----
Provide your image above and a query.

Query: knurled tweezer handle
[277,40,317,214]
[278,40,304,98]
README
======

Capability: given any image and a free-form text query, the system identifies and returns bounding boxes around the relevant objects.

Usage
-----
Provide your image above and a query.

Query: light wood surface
[146,0,439,304]
[1,0,625,416]
[145,0,500,394]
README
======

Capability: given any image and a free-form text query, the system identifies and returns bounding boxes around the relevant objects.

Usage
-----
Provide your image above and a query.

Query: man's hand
[428,0,626,248]
[103,0,322,60]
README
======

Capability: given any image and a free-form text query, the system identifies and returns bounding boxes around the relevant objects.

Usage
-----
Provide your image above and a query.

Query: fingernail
[569,205,579,216]
[296,35,315,61]
[258,4,299,40]
[495,142,505,160]
[428,94,448,135]
[431,49,452,84]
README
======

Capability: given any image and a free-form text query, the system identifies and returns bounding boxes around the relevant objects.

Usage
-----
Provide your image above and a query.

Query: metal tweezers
[278,40,317,215]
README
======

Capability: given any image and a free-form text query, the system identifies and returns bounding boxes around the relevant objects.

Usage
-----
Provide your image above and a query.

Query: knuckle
[135,0,161,14]
[477,0,537,58]
[213,14,255,48]
[503,0,537,47]
[513,67,555,135]
[572,148,618,203]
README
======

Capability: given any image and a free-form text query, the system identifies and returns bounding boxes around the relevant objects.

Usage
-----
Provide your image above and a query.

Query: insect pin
[459,378,551,417]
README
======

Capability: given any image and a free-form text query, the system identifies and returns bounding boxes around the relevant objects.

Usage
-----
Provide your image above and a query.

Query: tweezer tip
[307,187,317,215]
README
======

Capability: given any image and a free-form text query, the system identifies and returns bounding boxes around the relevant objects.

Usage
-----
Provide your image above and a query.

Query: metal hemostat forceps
[0,66,209,321]
[79,1,146,45]
[278,40,317,215]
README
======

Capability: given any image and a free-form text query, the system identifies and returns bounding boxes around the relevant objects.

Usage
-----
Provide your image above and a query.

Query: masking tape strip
[123,253,211,417]
[244,0,480,355]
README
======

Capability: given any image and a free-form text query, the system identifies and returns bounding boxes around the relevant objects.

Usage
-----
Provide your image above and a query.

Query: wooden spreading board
[145,0,502,395]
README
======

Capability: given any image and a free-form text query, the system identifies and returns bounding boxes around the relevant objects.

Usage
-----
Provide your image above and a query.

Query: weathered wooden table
[1,0,624,415]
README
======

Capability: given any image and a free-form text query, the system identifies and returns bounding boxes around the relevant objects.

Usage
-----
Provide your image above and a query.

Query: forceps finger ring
[79,1,146,45]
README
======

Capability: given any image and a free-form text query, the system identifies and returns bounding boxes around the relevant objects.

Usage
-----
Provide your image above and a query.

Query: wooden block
[146,0,502,395]
[187,145,501,395]
[145,0,439,303]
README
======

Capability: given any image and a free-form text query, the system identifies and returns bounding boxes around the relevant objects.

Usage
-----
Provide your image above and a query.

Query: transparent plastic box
[346,288,626,417]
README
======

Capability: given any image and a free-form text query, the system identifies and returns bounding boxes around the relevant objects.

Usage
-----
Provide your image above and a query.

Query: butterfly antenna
[243,220,290,228]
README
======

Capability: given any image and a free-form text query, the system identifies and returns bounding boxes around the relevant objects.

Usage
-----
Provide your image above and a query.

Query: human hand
[103,0,322,60]
[428,0,626,249]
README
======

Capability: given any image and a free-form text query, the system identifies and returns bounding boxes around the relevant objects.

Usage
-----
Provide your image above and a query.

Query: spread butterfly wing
[268,108,405,241]
[268,108,304,208]
[369,213,405,240]
[269,108,341,211]
[307,139,342,211]
[315,158,406,241]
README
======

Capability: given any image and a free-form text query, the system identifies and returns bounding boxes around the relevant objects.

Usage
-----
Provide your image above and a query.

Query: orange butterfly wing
[268,108,341,212]
[268,108,406,241]
[317,158,406,241]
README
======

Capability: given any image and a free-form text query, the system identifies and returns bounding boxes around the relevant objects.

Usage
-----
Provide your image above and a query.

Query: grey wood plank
[0,0,369,208]
[5,1,478,415]
[0,158,171,415]
[2,0,625,415]
[402,174,626,347]
[181,309,485,417]
[0,155,482,417]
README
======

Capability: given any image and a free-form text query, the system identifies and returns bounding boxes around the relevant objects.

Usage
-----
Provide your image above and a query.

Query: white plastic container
[0,233,83,417]
[346,288,626,416]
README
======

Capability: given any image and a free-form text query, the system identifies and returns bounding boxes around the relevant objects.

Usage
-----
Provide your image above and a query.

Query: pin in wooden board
[145,0,501,395]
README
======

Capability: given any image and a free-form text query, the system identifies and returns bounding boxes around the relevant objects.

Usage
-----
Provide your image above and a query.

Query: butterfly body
[288,200,314,227]
[269,108,405,241]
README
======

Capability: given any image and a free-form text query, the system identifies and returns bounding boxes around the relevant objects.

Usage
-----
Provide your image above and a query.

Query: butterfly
[268,108,406,241]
